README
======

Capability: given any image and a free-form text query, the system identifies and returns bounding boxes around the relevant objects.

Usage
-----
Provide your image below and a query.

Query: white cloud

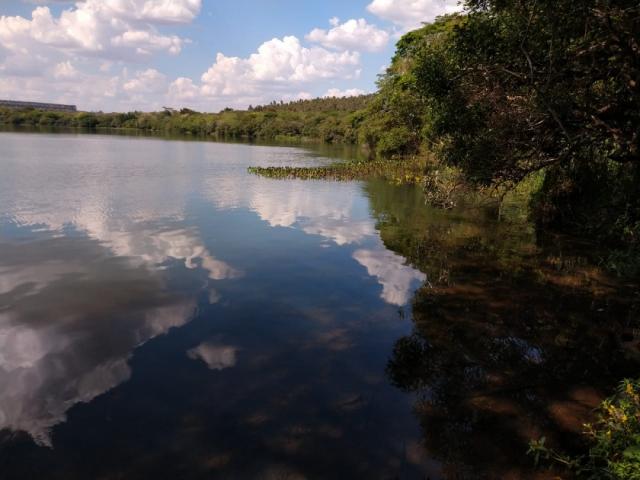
[0,72,123,109]
[0,1,202,110]
[324,88,367,98]
[65,0,202,25]
[0,52,49,76]
[200,36,360,98]
[52,60,78,79]
[306,18,390,53]
[367,0,462,31]
[123,68,167,93]
[166,35,362,110]
[1,1,374,111]
[0,1,199,63]
[169,76,200,101]
[281,91,313,102]
[110,29,184,56]
[131,0,202,24]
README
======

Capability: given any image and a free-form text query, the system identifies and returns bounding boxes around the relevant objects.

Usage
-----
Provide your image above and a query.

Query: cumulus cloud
[324,88,367,98]
[0,0,202,109]
[167,35,362,110]
[0,71,122,109]
[130,0,202,24]
[110,29,184,56]
[281,91,313,102]
[52,60,78,79]
[23,0,201,23]
[2,0,374,111]
[367,0,462,31]
[306,18,390,52]
[123,68,167,93]
[0,1,198,60]
[201,36,360,97]
[169,76,200,101]
[23,1,81,3]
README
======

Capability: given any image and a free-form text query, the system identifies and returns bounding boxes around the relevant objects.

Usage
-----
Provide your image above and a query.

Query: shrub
[529,379,640,479]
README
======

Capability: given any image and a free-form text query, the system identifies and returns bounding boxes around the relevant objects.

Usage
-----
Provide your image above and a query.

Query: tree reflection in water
[364,180,640,479]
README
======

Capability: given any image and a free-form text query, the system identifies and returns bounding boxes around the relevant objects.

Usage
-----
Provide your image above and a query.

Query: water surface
[0,131,637,479]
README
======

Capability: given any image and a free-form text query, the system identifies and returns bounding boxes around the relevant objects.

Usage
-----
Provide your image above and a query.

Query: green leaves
[526,437,549,466]
[529,378,640,479]
[247,157,429,184]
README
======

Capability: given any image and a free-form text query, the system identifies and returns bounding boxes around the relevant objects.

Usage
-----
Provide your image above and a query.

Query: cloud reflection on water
[210,178,425,305]
[353,247,427,306]
[187,342,238,370]
[0,135,425,449]
[0,235,197,446]
[0,136,244,444]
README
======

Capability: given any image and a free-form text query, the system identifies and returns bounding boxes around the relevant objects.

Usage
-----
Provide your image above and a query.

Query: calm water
[0,131,637,479]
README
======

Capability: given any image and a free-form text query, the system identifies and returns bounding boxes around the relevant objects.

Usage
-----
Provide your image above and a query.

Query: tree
[409,0,639,245]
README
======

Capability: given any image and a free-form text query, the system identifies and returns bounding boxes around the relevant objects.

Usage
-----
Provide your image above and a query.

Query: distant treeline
[249,95,374,112]
[0,91,425,158]
[0,96,377,146]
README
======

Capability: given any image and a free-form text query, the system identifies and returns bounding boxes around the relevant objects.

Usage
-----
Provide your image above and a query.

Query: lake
[0,130,637,479]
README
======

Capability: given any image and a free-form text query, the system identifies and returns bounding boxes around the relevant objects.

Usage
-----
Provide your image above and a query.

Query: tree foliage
[0,96,375,145]
[408,1,640,246]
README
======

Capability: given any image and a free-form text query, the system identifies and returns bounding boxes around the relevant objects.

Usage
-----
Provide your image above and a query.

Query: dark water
[0,131,637,479]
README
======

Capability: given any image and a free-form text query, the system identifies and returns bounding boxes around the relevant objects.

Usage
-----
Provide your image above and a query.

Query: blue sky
[0,1,461,112]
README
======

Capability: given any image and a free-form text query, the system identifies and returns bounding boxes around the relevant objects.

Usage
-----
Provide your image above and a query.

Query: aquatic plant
[529,378,640,479]
[247,157,430,185]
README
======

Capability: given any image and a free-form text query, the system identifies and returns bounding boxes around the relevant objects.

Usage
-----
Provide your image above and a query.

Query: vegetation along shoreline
[1,2,638,475]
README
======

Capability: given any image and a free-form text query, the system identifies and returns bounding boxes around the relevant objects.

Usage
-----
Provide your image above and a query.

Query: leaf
[622,444,640,461]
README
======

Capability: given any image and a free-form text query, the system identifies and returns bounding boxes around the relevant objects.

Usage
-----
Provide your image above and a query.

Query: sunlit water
[0,131,637,479]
